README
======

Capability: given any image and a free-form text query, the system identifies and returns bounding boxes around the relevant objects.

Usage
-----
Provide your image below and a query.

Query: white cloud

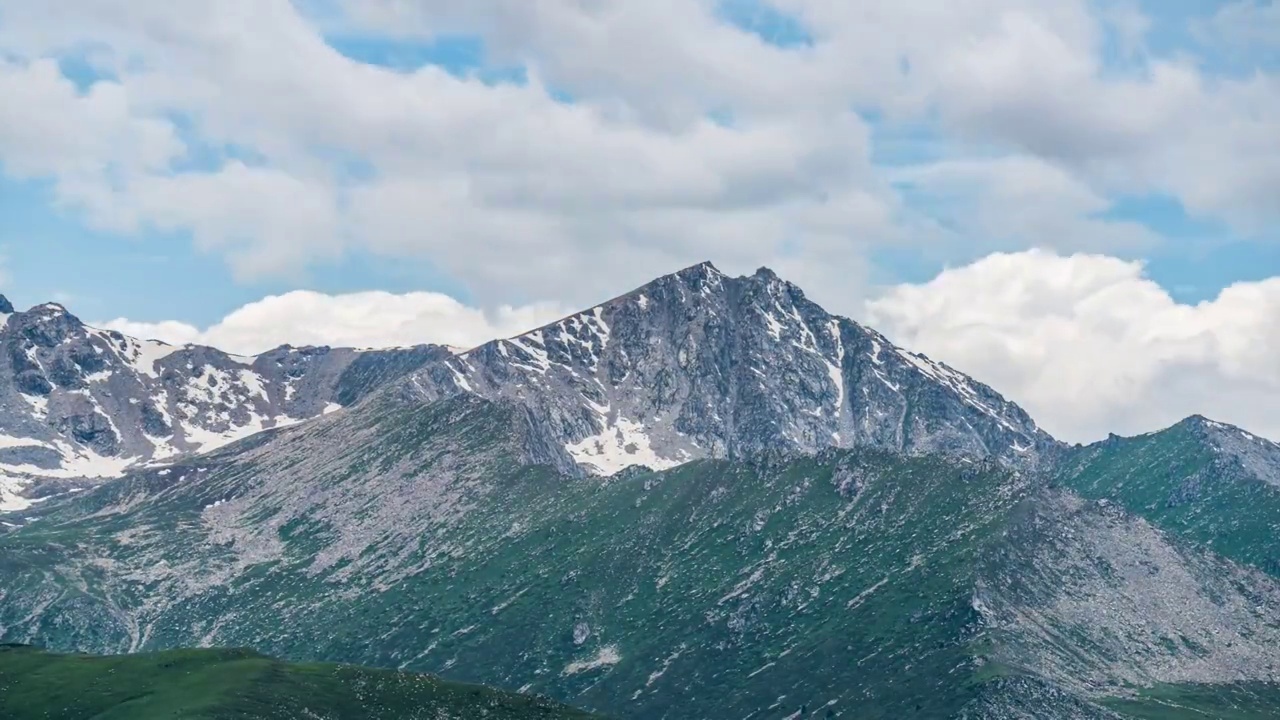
[1,0,1275,310]
[0,0,896,305]
[866,249,1280,443]
[0,57,183,224]
[97,290,571,356]
[887,154,1160,260]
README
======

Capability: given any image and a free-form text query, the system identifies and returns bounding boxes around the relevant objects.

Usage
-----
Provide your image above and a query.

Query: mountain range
[0,262,1053,511]
[0,294,446,511]
[1,263,1279,719]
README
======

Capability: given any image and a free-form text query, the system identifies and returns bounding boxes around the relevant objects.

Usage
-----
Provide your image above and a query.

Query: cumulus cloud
[867,250,1280,443]
[0,0,1275,307]
[96,290,571,356]
[0,0,891,306]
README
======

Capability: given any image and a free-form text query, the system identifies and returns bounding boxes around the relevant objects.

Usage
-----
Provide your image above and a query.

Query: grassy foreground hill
[0,644,598,720]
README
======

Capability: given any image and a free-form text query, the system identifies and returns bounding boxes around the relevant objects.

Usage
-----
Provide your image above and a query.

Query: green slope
[1055,417,1280,577]
[0,644,597,720]
[2,397,1280,718]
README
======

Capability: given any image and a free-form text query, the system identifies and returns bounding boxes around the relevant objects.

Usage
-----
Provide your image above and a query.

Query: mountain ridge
[4,265,1274,512]
[3,427,1278,718]
[0,297,449,511]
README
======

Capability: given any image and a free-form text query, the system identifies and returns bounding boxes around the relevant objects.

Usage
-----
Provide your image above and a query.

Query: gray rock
[407,262,1060,476]
[0,300,448,508]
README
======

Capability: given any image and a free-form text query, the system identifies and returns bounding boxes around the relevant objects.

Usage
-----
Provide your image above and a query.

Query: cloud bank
[0,0,1275,309]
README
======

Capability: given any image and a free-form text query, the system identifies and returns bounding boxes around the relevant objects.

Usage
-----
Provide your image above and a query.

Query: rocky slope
[1,407,1277,718]
[411,262,1059,477]
[0,295,447,511]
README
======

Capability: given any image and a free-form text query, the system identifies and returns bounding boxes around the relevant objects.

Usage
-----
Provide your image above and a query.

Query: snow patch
[563,646,621,675]
[122,337,180,378]
[894,348,1018,431]
[507,335,551,375]
[0,472,38,512]
[0,435,50,451]
[763,310,785,341]
[237,369,269,401]
[826,320,845,413]
[448,364,474,393]
[20,393,48,419]
[566,416,686,475]
[181,412,306,455]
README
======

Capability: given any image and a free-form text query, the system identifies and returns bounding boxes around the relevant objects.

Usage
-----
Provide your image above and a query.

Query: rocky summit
[1,265,1279,719]
[412,262,1057,476]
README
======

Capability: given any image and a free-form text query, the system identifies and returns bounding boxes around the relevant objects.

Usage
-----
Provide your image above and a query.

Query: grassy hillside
[1055,418,1280,577]
[3,396,1280,718]
[0,644,598,720]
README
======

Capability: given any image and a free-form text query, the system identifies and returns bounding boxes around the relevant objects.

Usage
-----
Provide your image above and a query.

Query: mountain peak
[752,266,781,281]
[32,302,71,316]
[1179,414,1277,444]
[418,262,1054,476]
[676,260,721,276]
[0,295,12,314]
[1181,414,1247,435]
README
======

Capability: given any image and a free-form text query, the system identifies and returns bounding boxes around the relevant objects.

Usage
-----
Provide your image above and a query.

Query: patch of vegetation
[0,644,598,720]
[1100,682,1280,719]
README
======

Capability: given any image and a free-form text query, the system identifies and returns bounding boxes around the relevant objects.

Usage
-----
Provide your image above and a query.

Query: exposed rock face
[0,300,447,509]
[410,262,1059,476]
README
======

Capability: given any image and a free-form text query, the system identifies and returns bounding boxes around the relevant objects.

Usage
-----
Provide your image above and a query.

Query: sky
[0,0,1277,444]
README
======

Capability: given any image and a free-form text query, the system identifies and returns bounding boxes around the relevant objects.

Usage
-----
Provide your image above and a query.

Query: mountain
[1055,415,1280,577]
[0,294,448,512]
[1,266,1279,718]
[2,426,1279,718]
[410,262,1058,476]
[0,644,598,719]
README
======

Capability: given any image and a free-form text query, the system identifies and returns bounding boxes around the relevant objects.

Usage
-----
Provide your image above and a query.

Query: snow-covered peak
[0,303,449,512]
